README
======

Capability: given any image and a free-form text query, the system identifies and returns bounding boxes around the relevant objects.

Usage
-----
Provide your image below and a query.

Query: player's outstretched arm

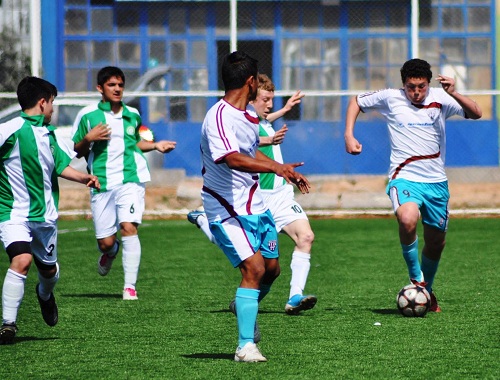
[224,151,310,194]
[137,140,176,153]
[60,166,100,190]
[435,74,482,120]
[74,122,111,158]
[344,96,363,155]
[259,124,288,147]
[267,90,305,123]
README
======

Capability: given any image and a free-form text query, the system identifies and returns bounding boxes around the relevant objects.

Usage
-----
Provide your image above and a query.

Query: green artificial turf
[0,218,498,379]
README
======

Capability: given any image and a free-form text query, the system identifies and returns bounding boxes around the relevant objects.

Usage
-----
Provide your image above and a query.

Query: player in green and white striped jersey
[0,77,100,344]
[71,66,176,301]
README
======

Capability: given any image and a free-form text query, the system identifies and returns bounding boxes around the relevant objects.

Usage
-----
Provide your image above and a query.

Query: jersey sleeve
[438,89,466,119]
[50,132,74,175]
[71,108,90,144]
[205,112,240,163]
[357,89,391,112]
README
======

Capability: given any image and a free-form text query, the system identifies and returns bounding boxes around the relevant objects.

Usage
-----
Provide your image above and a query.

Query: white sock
[37,262,59,301]
[289,250,311,298]
[2,269,26,324]
[197,214,217,245]
[122,235,141,290]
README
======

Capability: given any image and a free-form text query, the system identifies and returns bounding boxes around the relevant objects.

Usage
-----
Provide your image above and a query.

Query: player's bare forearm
[74,123,111,158]
[455,94,482,119]
[259,136,273,146]
[267,90,304,122]
[60,166,100,190]
[73,139,91,158]
[137,140,176,153]
[255,151,310,193]
[436,74,482,119]
[258,125,288,147]
[344,96,363,154]
[224,152,280,173]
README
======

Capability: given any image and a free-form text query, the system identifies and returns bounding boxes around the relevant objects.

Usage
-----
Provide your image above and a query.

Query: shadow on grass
[61,293,122,299]
[182,353,234,360]
[15,336,59,343]
[371,308,400,315]
[209,309,285,315]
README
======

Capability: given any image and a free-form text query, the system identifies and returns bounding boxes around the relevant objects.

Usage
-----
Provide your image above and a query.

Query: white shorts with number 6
[262,184,308,233]
[91,182,145,239]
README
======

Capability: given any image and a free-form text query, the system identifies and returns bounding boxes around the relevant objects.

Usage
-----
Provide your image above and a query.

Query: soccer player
[71,66,176,300]
[201,51,310,362]
[0,77,100,345]
[189,74,317,315]
[344,58,482,312]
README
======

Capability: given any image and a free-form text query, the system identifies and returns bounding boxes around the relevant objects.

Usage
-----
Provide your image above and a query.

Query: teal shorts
[386,179,450,231]
[210,209,279,267]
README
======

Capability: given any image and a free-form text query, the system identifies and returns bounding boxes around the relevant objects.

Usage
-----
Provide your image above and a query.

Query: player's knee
[120,222,138,236]
[97,237,116,253]
[6,241,32,268]
[397,214,418,233]
[268,263,281,280]
[34,257,58,278]
[6,242,33,273]
[299,230,315,246]
[426,237,446,257]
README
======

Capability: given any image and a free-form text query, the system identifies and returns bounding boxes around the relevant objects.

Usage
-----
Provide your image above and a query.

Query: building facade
[41,0,498,175]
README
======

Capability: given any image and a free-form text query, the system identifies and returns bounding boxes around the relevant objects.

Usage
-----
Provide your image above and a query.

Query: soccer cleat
[410,278,428,288]
[285,294,318,315]
[228,299,261,343]
[234,342,267,362]
[187,210,205,228]
[0,323,18,345]
[97,242,120,277]
[36,283,58,327]
[429,292,442,312]
[123,287,138,300]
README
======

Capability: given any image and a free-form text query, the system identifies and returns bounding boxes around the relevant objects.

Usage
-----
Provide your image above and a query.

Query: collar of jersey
[21,112,55,131]
[98,101,133,119]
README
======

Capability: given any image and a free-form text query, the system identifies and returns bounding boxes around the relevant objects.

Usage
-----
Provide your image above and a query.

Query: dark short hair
[97,66,125,87]
[17,76,57,111]
[400,59,432,84]
[221,51,258,91]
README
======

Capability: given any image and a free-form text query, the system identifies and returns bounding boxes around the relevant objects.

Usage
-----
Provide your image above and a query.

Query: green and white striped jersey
[0,113,73,223]
[71,101,151,193]
[258,119,286,191]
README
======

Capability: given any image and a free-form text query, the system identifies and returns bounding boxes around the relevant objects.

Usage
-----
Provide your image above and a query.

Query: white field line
[58,208,500,219]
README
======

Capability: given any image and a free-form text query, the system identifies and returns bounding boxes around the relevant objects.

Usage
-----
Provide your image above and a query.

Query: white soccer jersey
[0,114,74,223]
[258,119,286,191]
[71,101,150,193]
[357,87,465,182]
[200,100,267,222]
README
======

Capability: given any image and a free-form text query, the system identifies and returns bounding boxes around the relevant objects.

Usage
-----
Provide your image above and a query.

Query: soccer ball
[396,284,431,317]
[138,125,155,142]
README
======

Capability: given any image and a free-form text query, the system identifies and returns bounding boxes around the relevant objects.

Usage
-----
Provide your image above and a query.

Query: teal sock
[421,254,440,293]
[258,284,271,303]
[235,288,260,348]
[402,238,422,282]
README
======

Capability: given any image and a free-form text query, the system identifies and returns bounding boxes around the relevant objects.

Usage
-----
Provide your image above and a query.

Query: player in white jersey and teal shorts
[0,77,100,344]
[200,51,310,362]
[71,66,176,300]
[190,74,317,315]
[344,58,482,312]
